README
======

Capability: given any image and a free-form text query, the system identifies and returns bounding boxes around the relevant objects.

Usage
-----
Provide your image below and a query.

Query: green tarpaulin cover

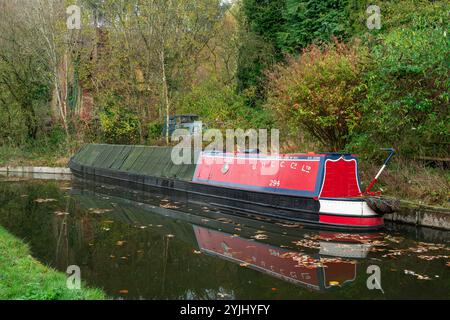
[72,144,198,181]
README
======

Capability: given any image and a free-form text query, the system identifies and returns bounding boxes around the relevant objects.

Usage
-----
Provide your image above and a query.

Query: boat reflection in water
[71,181,381,293]
[194,226,378,291]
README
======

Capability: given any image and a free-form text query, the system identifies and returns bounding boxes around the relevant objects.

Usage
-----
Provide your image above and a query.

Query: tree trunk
[160,49,170,145]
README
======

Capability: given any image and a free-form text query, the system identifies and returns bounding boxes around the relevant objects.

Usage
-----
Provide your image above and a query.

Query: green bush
[147,122,163,142]
[279,0,351,53]
[265,41,367,151]
[99,96,140,145]
[177,78,272,130]
[348,0,449,158]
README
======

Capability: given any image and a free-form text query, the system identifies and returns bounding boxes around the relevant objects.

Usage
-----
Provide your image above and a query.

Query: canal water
[0,176,448,299]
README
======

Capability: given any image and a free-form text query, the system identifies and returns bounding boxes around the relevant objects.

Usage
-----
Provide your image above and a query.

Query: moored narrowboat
[69,144,397,230]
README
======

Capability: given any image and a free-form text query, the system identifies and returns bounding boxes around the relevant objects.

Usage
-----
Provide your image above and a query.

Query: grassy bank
[0,226,106,300]
[0,145,71,168]
[359,160,450,209]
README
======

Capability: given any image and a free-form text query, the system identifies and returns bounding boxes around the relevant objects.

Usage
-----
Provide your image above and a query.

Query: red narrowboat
[69,145,397,231]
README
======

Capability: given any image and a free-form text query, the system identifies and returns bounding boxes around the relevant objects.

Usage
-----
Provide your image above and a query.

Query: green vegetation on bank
[0,0,448,204]
[0,226,105,300]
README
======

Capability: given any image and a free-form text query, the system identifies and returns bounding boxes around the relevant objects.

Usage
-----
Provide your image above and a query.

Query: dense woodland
[0,0,448,203]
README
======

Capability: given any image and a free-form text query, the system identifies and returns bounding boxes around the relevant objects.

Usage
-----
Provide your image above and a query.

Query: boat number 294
[269,180,281,187]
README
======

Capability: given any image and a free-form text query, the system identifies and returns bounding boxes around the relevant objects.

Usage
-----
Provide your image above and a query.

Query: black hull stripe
[69,160,383,231]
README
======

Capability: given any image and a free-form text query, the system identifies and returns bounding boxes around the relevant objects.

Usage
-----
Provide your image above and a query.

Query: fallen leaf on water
[275,223,301,228]
[55,211,69,216]
[280,252,300,259]
[34,198,57,203]
[271,288,278,292]
[88,208,113,214]
[252,234,268,240]
[384,235,404,244]
[116,241,126,246]
[118,290,129,295]
[193,250,202,254]
[404,269,431,280]
[160,203,179,209]
[382,249,404,258]
[239,262,250,267]
[292,239,320,249]
[166,234,175,238]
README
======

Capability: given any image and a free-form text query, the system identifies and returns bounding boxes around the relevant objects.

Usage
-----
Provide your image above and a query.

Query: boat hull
[69,159,383,231]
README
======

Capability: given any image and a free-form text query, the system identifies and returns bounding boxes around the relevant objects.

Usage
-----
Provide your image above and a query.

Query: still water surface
[0,176,449,299]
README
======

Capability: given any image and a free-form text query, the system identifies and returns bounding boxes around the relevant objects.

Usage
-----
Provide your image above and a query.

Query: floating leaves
[292,239,320,250]
[417,255,449,261]
[292,255,325,269]
[380,241,449,259]
[116,241,126,246]
[280,252,300,259]
[409,243,447,253]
